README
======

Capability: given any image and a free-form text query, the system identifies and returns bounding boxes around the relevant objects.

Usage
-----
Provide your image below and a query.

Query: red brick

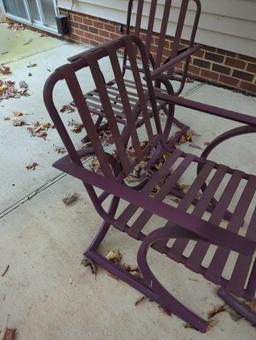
[104,23,116,32]
[188,65,200,76]
[94,21,104,29]
[225,57,246,70]
[240,81,256,94]
[246,63,256,74]
[200,69,219,81]
[219,75,240,87]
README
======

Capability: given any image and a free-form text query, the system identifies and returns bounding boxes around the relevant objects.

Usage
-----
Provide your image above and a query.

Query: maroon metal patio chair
[68,0,201,143]
[44,35,256,332]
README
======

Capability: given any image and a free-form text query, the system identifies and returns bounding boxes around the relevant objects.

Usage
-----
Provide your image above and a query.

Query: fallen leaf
[26,162,38,171]
[175,183,190,193]
[12,119,27,127]
[3,117,10,121]
[13,111,23,117]
[62,192,79,206]
[1,265,10,277]
[2,328,16,340]
[60,104,75,113]
[27,62,38,68]
[81,257,97,277]
[135,296,147,306]
[207,319,219,331]
[247,300,256,312]
[27,122,53,139]
[105,249,122,264]
[1,66,11,75]
[125,266,143,280]
[24,38,33,46]
[207,305,225,319]
[54,146,66,154]
[8,22,25,31]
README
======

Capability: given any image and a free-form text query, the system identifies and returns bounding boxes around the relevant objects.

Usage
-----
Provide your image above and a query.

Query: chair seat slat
[170,164,228,261]
[205,176,256,283]
[227,206,256,296]
[186,170,244,272]
[128,153,195,238]
[118,150,183,227]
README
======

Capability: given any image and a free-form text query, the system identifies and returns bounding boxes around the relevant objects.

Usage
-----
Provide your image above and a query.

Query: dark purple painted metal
[44,35,256,333]
[67,0,201,146]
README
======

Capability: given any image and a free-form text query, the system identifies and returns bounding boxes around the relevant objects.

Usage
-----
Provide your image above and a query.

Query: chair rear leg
[218,288,256,326]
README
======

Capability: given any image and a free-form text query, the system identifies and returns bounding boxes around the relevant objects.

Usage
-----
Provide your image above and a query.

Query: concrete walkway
[0,24,256,340]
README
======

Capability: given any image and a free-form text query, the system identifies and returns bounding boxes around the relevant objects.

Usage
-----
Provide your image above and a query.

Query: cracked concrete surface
[0,24,256,340]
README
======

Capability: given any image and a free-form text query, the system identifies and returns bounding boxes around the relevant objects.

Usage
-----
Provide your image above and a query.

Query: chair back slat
[58,65,115,178]
[135,0,144,36]
[107,47,143,158]
[145,0,157,53]
[125,38,154,144]
[85,55,132,175]
[155,0,172,68]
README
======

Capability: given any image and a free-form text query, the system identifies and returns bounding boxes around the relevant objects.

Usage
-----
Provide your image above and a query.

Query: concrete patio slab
[1,170,255,340]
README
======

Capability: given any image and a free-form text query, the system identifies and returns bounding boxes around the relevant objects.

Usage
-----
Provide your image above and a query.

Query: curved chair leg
[218,288,256,326]
[137,226,209,332]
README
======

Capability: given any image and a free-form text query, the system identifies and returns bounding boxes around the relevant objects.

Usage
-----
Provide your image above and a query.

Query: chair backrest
[44,36,162,179]
[126,0,201,68]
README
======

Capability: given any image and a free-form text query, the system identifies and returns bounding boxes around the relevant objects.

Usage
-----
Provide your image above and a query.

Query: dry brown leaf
[26,162,38,171]
[12,119,27,127]
[207,319,219,331]
[60,104,75,113]
[125,266,143,280]
[81,257,97,277]
[178,131,193,145]
[2,328,16,340]
[54,146,66,154]
[207,304,225,319]
[27,62,38,68]
[175,183,191,193]
[1,66,11,75]
[27,122,53,139]
[105,249,122,264]
[135,296,147,306]
[62,192,79,206]
[1,265,10,277]
[13,111,23,117]
[247,300,256,312]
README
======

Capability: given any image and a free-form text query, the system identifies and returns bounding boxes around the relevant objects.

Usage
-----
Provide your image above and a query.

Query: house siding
[58,0,256,95]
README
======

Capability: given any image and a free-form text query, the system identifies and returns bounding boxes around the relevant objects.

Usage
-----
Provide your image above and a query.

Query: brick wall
[60,9,256,96]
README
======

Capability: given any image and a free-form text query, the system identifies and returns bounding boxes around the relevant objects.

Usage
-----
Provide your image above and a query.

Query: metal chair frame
[44,35,256,333]
[68,0,201,144]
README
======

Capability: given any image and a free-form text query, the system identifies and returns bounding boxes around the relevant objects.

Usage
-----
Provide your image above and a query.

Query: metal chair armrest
[150,45,200,80]
[155,91,256,127]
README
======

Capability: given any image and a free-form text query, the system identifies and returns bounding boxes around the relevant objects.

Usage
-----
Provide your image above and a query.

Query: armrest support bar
[54,157,256,257]
[156,92,256,127]
[150,45,200,80]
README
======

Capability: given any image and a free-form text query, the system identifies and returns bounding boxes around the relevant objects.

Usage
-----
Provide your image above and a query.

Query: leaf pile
[8,22,25,31]
[27,122,53,139]
[0,80,30,101]
[105,249,123,264]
